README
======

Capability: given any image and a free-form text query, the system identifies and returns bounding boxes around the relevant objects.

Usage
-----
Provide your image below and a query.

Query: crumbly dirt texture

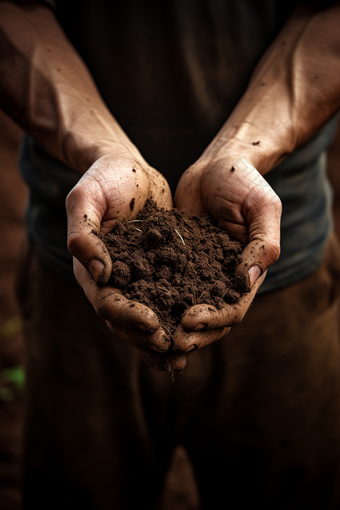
[100,201,248,335]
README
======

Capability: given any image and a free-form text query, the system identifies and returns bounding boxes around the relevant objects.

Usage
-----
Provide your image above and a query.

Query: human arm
[174,1,340,353]
[0,1,173,354]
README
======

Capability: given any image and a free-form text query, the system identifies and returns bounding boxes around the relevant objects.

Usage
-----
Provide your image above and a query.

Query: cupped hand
[173,154,282,357]
[66,150,174,363]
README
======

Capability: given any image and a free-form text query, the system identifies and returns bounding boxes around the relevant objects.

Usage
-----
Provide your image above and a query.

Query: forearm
[200,2,340,175]
[0,2,141,173]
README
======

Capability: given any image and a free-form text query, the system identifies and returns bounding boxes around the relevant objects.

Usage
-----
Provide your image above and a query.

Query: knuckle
[267,239,281,263]
[96,301,113,320]
[97,293,126,321]
[272,193,282,214]
[229,314,241,326]
[65,184,82,211]
[67,232,82,254]
[264,191,281,214]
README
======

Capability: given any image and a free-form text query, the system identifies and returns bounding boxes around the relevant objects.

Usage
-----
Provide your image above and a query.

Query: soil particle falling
[130,198,135,211]
[99,200,248,335]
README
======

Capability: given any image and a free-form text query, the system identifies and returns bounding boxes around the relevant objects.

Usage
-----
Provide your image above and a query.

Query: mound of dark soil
[100,201,248,335]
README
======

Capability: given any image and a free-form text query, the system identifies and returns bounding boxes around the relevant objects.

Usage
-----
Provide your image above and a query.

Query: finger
[174,163,205,216]
[106,322,171,353]
[74,258,162,335]
[66,155,152,284]
[66,176,113,286]
[181,271,266,331]
[146,165,173,210]
[173,325,229,352]
[223,157,281,287]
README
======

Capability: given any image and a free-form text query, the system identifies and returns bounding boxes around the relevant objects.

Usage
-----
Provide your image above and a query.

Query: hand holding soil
[66,152,174,362]
[99,200,255,373]
[175,153,281,290]
[66,151,281,375]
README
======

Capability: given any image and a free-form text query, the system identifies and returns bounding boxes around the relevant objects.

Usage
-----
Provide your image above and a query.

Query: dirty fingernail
[248,265,261,286]
[194,323,205,331]
[150,343,167,352]
[88,259,105,283]
[183,344,198,353]
[138,323,156,333]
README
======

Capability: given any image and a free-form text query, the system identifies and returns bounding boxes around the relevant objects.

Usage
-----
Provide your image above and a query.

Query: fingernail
[88,259,105,283]
[138,323,156,333]
[248,265,261,286]
[194,323,205,331]
[183,344,198,353]
[150,343,167,352]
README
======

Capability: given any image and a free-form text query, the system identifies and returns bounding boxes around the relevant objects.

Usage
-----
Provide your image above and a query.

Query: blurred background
[0,109,340,510]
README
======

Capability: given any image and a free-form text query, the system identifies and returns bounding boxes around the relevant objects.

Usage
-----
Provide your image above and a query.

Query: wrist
[212,137,291,176]
[60,113,144,174]
[198,108,296,176]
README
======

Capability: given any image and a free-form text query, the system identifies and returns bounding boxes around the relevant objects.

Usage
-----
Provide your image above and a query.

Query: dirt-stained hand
[173,154,281,358]
[66,152,173,360]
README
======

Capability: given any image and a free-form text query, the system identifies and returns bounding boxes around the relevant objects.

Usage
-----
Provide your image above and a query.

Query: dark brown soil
[101,201,248,335]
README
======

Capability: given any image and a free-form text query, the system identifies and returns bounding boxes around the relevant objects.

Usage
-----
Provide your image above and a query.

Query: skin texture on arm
[0,1,137,170]
[0,1,174,361]
[174,2,340,355]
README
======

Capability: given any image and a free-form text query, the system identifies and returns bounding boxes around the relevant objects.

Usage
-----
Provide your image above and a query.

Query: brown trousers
[17,234,340,509]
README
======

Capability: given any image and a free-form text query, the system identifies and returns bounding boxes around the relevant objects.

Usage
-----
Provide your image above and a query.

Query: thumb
[66,180,112,286]
[233,158,282,289]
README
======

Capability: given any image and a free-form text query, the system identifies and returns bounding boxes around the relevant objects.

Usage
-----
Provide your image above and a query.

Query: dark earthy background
[0,109,339,510]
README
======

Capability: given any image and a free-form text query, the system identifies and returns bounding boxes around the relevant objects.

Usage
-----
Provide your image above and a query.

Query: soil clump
[100,201,248,336]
